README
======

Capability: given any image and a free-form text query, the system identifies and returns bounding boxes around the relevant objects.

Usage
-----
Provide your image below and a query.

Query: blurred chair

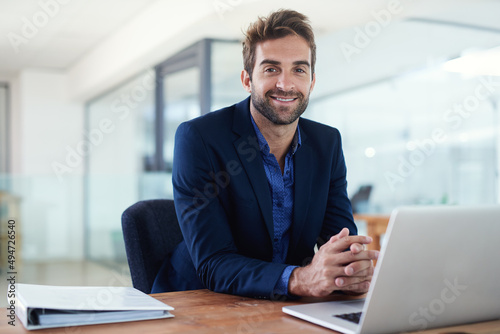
[121,199,182,294]
[350,185,372,214]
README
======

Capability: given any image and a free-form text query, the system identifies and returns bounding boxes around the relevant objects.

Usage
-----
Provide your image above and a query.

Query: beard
[250,85,310,125]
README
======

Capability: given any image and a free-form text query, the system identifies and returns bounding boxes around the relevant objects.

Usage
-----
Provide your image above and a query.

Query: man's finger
[326,235,373,253]
[350,242,365,254]
[332,249,379,265]
[344,260,374,276]
[328,227,350,243]
[335,276,371,290]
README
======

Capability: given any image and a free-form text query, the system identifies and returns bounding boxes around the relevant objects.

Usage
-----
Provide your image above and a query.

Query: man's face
[242,34,316,125]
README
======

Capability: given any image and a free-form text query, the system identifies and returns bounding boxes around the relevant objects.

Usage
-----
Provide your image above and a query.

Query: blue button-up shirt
[251,116,300,296]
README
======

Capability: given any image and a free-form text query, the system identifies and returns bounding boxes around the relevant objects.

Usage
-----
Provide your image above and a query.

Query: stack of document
[10,284,174,330]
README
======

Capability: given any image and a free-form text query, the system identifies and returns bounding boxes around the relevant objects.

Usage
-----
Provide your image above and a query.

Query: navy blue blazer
[152,97,357,298]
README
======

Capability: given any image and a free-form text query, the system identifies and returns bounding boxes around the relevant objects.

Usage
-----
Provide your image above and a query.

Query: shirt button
[277,202,283,208]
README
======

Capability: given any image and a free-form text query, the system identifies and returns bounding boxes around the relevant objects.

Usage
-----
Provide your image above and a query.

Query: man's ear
[310,72,316,92]
[241,69,252,93]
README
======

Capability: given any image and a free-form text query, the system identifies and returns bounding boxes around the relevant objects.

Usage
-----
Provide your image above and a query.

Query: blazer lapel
[232,98,274,239]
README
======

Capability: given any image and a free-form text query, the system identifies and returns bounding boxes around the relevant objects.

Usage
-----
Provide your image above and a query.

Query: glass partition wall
[85,39,246,265]
[309,19,500,214]
[85,71,156,264]
[309,72,500,213]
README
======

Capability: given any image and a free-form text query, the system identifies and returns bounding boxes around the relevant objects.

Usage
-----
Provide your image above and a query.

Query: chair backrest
[121,199,183,293]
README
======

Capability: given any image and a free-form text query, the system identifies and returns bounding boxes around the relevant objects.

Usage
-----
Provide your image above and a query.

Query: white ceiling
[0,0,499,78]
[0,0,156,72]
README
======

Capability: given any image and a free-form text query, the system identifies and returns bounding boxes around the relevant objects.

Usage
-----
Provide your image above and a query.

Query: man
[152,9,379,299]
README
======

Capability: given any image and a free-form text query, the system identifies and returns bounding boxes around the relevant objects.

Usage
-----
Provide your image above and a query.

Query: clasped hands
[288,228,379,297]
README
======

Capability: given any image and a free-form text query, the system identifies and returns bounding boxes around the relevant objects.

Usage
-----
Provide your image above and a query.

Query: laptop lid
[283,205,500,334]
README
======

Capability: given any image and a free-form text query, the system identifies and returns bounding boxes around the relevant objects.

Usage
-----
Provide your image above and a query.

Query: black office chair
[121,199,183,294]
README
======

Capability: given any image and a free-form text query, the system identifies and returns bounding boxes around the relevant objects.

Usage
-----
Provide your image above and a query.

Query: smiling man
[152,9,379,299]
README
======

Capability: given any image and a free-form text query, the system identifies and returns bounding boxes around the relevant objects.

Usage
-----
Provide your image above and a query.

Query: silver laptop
[283,205,500,333]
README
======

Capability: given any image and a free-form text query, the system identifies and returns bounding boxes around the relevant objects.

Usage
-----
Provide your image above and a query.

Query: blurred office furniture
[0,191,21,271]
[350,185,389,253]
[350,185,372,214]
[121,199,182,293]
[353,213,390,252]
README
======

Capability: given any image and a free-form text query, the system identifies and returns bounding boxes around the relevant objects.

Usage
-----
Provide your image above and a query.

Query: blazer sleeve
[172,121,288,299]
[319,129,357,245]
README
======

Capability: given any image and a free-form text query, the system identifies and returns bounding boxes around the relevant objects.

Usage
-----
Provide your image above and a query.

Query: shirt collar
[250,113,302,156]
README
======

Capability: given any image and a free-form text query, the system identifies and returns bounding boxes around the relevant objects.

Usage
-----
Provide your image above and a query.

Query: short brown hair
[242,9,316,80]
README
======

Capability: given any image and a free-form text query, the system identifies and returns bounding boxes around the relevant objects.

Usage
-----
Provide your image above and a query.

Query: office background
[1,0,499,306]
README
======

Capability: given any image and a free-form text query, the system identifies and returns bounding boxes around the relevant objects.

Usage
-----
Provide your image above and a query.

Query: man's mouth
[271,96,297,102]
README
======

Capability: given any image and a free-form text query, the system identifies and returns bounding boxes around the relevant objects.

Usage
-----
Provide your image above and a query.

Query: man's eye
[296,68,306,73]
[265,68,277,72]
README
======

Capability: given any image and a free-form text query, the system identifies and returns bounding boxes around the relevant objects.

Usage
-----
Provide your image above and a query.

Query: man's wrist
[288,267,305,296]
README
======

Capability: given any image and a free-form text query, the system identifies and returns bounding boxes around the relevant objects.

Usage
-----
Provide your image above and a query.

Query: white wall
[9,69,85,261]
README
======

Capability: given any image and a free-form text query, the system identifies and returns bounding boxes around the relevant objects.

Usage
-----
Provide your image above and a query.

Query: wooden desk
[2,289,500,333]
[353,214,390,251]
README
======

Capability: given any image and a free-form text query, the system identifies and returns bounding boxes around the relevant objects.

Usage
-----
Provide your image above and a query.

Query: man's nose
[275,72,295,92]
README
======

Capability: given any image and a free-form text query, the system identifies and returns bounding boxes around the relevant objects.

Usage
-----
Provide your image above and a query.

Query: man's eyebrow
[259,59,281,66]
[258,59,311,67]
[293,60,311,67]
